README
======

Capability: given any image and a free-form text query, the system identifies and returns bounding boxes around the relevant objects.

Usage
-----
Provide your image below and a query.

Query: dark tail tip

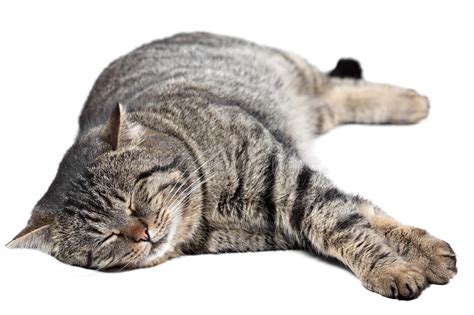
[329,58,363,79]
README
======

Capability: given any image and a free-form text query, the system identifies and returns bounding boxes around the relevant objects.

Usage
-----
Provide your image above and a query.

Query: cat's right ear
[6,222,53,254]
[104,103,144,150]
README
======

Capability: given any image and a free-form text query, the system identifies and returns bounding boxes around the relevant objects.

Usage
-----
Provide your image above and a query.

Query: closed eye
[100,232,120,246]
[125,204,135,216]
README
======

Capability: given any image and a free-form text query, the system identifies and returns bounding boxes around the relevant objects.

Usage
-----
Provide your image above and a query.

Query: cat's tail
[328,58,363,80]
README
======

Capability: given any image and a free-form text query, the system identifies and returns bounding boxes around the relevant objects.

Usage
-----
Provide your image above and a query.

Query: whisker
[169,169,241,219]
[165,171,210,213]
[167,165,218,207]
[160,154,193,206]
[117,250,139,272]
[163,148,225,207]
[167,173,218,216]
[162,156,200,206]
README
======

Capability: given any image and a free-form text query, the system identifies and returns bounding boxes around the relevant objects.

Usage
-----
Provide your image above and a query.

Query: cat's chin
[150,232,169,252]
[139,232,174,268]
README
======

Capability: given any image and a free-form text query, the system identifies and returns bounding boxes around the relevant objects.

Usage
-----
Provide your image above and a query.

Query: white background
[0,1,472,314]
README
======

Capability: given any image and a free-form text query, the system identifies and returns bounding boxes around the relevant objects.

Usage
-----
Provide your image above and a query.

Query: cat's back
[79,32,314,132]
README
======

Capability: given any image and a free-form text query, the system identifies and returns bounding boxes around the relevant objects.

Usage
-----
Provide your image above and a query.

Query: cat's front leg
[300,201,427,299]
[280,166,428,299]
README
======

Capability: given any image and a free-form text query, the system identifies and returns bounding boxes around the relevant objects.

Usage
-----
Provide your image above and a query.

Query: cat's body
[8,32,456,300]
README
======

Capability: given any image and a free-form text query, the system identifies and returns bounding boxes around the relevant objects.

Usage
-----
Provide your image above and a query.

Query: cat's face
[51,149,185,269]
[7,105,196,269]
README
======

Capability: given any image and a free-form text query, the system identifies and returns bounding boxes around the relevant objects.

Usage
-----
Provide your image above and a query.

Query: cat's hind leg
[310,60,430,134]
[358,200,457,285]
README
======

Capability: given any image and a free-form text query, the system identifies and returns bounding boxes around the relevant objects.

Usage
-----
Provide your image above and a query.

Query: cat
[7,32,456,299]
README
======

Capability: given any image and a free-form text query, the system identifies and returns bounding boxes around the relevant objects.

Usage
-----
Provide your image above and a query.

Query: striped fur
[8,32,455,299]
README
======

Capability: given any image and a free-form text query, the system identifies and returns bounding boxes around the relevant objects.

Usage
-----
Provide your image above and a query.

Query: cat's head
[7,104,201,269]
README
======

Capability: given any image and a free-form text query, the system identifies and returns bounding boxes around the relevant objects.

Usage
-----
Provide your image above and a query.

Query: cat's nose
[126,224,151,242]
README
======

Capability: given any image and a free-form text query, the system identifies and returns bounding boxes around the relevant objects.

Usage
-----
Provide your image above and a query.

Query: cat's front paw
[385,226,457,284]
[362,261,428,300]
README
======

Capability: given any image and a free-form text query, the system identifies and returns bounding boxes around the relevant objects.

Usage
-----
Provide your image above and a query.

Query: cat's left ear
[6,222,53,254]
[104,103,145,150]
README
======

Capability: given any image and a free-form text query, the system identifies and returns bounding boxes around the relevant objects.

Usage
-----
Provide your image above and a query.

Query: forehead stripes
[135,156,181,183]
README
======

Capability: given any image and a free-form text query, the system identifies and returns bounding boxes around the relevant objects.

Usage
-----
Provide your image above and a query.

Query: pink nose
[126,224,150,242]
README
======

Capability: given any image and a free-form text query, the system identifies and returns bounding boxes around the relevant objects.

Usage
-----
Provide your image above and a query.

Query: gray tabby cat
[7,32,456,299]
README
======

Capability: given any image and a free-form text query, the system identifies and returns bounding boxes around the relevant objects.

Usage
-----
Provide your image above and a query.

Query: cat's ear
[105,102,125,150]
[6,223,53,253]
[104,103,144,150]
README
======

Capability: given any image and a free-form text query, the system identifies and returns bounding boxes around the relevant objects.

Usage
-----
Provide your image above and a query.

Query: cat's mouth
[146,232,170,258]
[142,221,177,265]
[150,232,168,248]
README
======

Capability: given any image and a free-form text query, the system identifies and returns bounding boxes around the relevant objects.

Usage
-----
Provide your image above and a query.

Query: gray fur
[7,32,455,299]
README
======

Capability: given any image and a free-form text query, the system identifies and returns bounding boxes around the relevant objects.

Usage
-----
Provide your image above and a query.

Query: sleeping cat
[7,32,456,299]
